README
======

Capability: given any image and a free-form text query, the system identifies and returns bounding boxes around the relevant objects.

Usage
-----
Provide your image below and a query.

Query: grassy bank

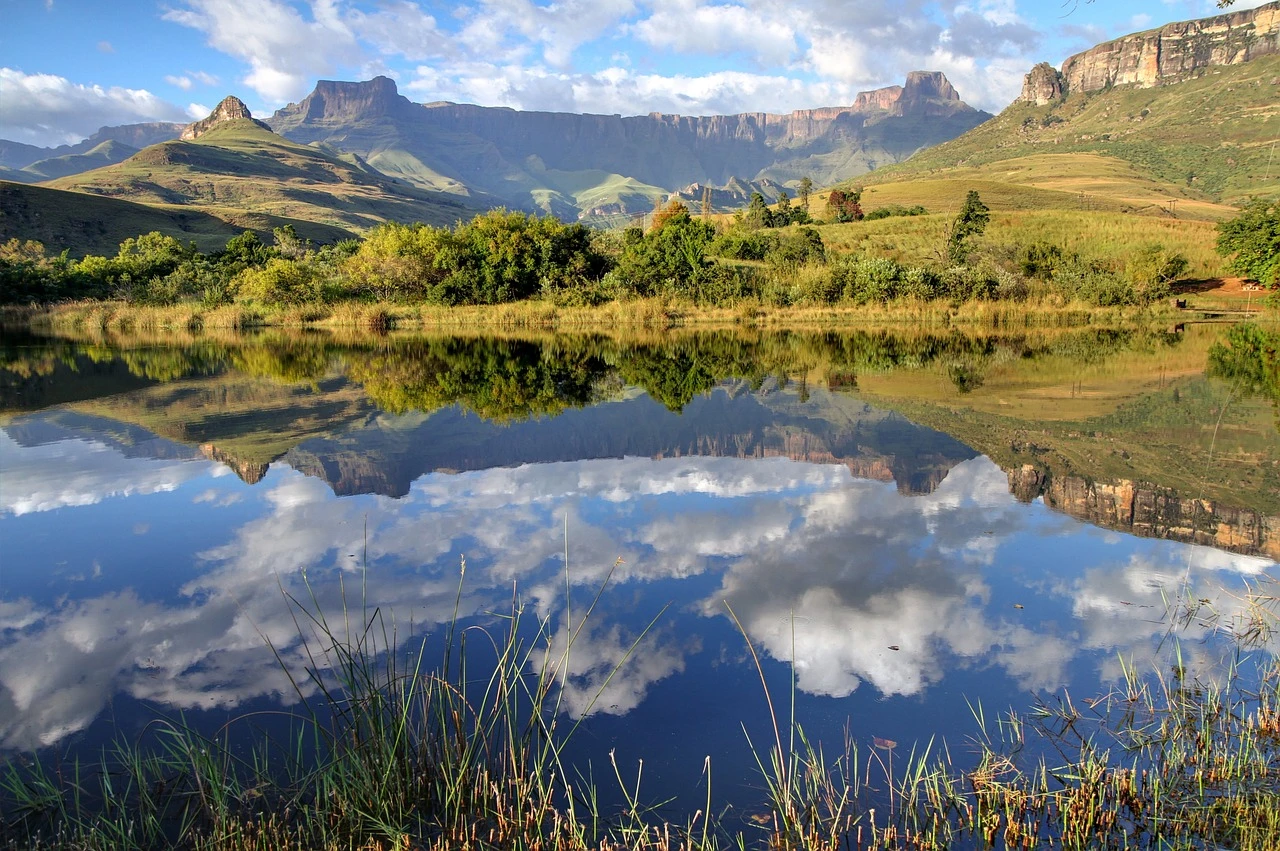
[3,566,1279,851]
[4,295,1246,339]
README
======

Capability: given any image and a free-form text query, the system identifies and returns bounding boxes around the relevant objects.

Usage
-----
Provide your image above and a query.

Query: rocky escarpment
[1020,1,1280,102]
[181,96,275,141]
[1008,464,1279,559]
[269,73,990,215]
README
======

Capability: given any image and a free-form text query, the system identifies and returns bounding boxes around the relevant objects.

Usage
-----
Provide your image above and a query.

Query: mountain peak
[902,71,960,101]
[271,77,410,130]
[181,96,273,140]
[853,71,964,114]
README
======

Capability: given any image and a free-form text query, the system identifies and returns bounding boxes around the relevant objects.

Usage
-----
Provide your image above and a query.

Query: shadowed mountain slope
[268,72,990,222]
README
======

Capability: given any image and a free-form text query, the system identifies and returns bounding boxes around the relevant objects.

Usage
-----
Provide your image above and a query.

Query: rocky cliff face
[181,96,275,141]
[1019,63,1065,105]
[1008,464,1279,559]
[1020,1,1280,101]
[269,73,990,217]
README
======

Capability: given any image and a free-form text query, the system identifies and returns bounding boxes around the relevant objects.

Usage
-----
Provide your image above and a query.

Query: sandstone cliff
[181,96,274,141]
[1020,0,1280,101]
[1008,464,1278,559]
[269,73,990,217]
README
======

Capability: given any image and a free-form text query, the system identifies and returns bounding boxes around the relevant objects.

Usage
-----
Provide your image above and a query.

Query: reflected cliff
[1,420,1273,754]
[4,326,1277,557]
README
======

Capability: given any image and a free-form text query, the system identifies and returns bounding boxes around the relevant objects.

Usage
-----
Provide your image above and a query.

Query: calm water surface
[1,327,1276,813]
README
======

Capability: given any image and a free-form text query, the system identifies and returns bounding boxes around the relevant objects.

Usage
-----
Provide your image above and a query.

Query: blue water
[0,333,1274,816]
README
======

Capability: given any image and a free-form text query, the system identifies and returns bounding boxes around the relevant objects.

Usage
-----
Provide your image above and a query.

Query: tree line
[1,186,1264,310]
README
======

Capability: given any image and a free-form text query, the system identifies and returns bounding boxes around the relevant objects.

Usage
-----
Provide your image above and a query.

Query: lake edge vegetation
[4,188,1274,334]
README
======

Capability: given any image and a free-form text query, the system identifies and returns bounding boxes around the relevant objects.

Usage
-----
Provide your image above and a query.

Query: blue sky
[0,0,1260,146]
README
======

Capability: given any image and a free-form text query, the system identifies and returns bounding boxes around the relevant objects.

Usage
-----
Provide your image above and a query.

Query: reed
[3,561,1279,850]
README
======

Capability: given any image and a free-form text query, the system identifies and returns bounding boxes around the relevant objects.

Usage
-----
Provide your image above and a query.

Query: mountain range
[858,1,1280,206]
[1,1,1278,251]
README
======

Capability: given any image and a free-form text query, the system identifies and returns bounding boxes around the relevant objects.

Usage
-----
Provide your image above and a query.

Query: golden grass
[15,294,1252,340]
[816,208,1226,278]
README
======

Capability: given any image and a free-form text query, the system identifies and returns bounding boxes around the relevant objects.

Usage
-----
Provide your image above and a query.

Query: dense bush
[864,205,927,221]
[1216,199,1280,287]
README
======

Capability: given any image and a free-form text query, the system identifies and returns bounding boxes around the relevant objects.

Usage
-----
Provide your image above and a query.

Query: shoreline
[5,297,1267,338]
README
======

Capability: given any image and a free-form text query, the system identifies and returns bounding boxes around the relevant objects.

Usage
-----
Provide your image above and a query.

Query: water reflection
[1,418,1273,754]
[0,329,1276,775]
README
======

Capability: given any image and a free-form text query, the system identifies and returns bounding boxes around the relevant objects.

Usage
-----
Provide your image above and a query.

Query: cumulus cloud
[155,0,1040,119]
[0,68,189,146]
[0,430,214,516]
[5,422,1269,752]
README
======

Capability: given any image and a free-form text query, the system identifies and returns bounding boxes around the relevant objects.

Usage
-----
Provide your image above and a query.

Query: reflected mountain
[1,430,1273,753]
[2,328,1277,558]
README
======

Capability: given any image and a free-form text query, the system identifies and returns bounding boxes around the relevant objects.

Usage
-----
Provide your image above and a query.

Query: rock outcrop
[1008,464,1279,559]
[1019,62,1066,105]
[1019,1,1279,102]
[181,96,274,141]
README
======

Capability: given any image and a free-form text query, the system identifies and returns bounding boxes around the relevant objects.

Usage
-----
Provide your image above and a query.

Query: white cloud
[163,0,363,102]
[166,74,194,90]
[0,68,189,147]
[187,102,212,119]
[633,0,798,67]
[0,431,213,516]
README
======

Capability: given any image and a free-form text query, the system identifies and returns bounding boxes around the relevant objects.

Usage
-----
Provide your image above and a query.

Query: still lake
[1,324,1277,816]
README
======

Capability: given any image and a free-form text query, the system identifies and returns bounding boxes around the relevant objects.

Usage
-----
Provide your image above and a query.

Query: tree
[744,192,772,230]
[826,188,863,223]
[798,177,813,213]
[1216,199,1280,288]
[946,190,990,264]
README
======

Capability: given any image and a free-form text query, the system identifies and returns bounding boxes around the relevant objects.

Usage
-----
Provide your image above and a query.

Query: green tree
[744,192,772,230]
[1215,199,1280,288]
[946,190,990,264]
[798,177,813,213]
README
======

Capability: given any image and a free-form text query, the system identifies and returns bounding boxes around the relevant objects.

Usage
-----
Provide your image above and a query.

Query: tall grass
[3,558,1280,849]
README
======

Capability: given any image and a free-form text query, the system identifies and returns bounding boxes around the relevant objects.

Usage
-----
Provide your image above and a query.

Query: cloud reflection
[0,439,1275,751]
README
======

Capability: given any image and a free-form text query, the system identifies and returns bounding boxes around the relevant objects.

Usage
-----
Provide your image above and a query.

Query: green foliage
[0,239,77,303]
[1052,258,1135,306]
[826,188,864,223]
[863,204,927,221]
[946,190,989,264]
[344,211,607,305]
[614,209,718,297]
[1216,199,1280,287]
[1124,243,1188,303]
[233,258,324,305]
[1208,323,1280,410]
[711,228,776,260]
[798,177,813,212]
[1017,242,1068,280]
[766,227,825,269]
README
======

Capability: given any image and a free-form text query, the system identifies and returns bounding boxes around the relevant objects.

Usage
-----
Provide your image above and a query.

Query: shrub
[1216,199,1280,287]
[1125,243,1187,303]
[233,258,323,305]
[765,227,825,268]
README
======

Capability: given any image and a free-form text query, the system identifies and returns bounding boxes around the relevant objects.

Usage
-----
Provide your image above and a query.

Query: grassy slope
[858,55,1280,205]
[854,323,1280,513]
[20,140,139,181]
[48,120,474,234]
[0,180,355,257]
[812,207,1225,278]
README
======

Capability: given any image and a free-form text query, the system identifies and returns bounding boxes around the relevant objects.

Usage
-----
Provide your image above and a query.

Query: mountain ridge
[267,71,990,221]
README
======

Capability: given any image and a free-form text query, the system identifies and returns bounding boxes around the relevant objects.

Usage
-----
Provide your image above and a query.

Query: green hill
[49,118,475,234]
[21,140,139,181]
[0,180,355,257]
[861,54,1280,207]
